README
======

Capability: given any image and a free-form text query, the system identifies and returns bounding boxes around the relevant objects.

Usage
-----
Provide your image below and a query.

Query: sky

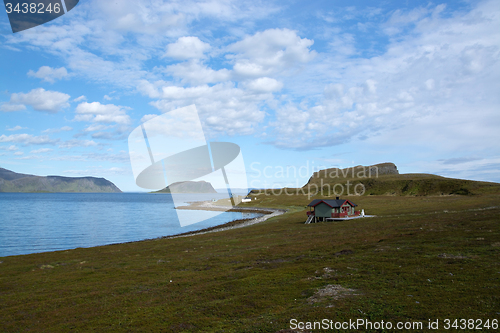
[0,0,499,192]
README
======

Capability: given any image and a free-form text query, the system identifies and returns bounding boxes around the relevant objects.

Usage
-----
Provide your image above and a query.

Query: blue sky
[0,0,499,191]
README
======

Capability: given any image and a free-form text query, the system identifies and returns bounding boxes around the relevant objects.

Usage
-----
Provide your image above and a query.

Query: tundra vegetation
[0,171,499,332]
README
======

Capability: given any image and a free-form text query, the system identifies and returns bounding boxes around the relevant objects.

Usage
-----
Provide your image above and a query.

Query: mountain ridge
[0,167,122,193]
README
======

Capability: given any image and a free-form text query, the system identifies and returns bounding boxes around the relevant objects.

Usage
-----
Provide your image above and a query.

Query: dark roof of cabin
[307,199,357,208]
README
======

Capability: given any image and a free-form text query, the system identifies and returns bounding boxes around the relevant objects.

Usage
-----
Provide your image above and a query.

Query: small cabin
[306,197,359,223]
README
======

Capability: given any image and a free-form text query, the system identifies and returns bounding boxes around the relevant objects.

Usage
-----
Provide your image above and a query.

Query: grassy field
[1,184,499,331]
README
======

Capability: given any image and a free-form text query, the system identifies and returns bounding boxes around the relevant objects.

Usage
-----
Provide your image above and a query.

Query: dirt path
[165,201,287,239]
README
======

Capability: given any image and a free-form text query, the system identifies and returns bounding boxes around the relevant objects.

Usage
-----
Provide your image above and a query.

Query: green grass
[1,191,499,332]
[300,171,500,197]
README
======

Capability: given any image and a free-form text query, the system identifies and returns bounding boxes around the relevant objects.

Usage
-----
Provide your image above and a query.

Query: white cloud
[75,102,131,125]
[165,61,231,85]
[1,88,70,113]
[148,82,268,136]
[138,105,206,144]
[0,103,26,112]
[74,123,129,141]
[59,139,99,149]
[0,134,58,145]
[73,95,87,102]
[0,145,18,151]
[410,156,500,183]
[165,37,211,60]
[42,126,73,134]
[228,28,316,77]
[136,80,166,99]
[91,1,188,35]
[27,66,69,83]
[89,132,117,140]
[159,85,211,99]
[14,151,24,156]
[15,155,47,160]
[328,33,357,57]
[30,148,53,154]
[51,151,130,163]
[244,77,283,92]
[83,124,112,132]
[6,125,27,131]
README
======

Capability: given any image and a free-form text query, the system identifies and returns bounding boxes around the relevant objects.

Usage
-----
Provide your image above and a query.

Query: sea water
[0,192,261,257]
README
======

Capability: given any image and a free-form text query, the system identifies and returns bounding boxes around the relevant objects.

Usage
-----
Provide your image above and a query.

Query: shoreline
[163,201,287,239]
[0,201,287,257]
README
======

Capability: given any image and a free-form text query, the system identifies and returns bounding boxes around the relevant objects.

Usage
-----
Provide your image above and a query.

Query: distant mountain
[249,162,499,197]
[154,181,217,194]
[301,162,497,196]
[0,167,122,193]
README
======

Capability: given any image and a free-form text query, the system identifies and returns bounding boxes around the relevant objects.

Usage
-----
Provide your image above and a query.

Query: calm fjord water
[0,192,259,257]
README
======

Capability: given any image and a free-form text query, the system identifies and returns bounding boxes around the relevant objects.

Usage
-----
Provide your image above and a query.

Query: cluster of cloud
[228,28,316,78]
[0,87,132,142]
[2,0,499,183]
[27,66,69,83]
[165,36,211,60]
[0,134,58,145]
[0,88,70,113]
[74,102,131,125]
[0,145,18,151]
[0,134,96,150]
[135,28,317,137]
[267,1,500,151]
[72,102,132,140]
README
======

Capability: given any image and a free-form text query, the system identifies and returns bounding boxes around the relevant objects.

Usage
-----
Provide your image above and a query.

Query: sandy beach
[165,201,287,239]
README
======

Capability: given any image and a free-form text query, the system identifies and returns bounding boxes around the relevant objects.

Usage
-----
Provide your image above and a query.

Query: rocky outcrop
[364,162,399,176]
[304,162,399,187]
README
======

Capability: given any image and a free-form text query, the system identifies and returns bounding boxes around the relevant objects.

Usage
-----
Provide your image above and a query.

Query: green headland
[153,180,217,194]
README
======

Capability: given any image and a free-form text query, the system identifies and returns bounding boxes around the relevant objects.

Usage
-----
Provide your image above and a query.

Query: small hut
[305,197,359,223]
